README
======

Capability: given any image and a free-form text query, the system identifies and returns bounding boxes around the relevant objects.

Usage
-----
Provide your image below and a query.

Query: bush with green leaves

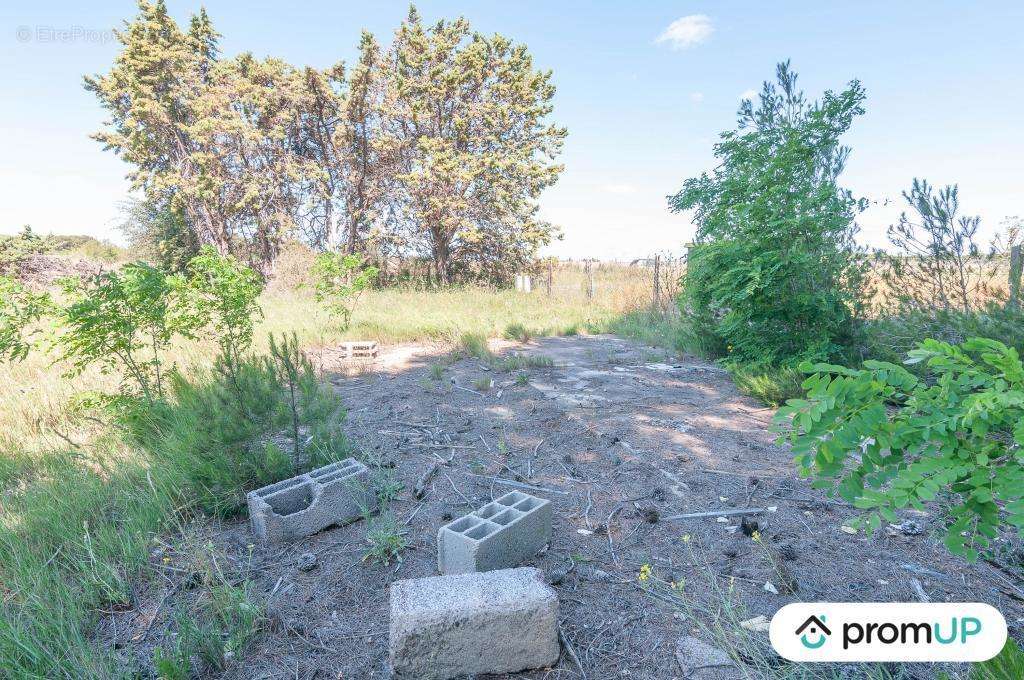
[311,252,378,329]
[173,245,264,371]
[0,225,53,273]
[57,262,179,403]
[0,276,50,362]
[774,337,1024,560]
[671,61,868,366]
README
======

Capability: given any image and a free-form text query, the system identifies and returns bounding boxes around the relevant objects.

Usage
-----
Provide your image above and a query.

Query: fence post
[652,254,661,311]
[547,260,553,296]
[586,261,594,300]
[1010,245,1023,309]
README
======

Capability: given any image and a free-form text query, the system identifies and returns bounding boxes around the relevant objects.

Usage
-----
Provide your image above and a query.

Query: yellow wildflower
[751,530,762,543]
[638,563,652,583]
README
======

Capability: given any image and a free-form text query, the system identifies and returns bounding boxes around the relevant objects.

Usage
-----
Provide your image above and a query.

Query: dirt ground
[100,334,1024,679]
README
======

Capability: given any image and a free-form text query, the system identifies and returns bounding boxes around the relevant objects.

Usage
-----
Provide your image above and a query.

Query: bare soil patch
[98,334,1024,679]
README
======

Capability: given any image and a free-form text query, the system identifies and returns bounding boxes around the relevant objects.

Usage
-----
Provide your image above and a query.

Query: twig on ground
[910,577,930,602]
[404,502,424,526]
[663,507,772,521]
[444,472,474,506]
[464,472,568,495]
[559,623,587,680]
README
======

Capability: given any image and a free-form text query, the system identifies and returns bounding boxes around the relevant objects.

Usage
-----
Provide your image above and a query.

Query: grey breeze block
[389,567,560,679]
[246,458,377,543]
[437,490,552,575]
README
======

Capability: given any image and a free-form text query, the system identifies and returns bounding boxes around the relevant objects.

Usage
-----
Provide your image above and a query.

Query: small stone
[716,516,730,523]
[840,526,858,535]
[547,564,571,585]
[675,635,735,675]
[900,520,924,536]
[297,552,318,572]
[777,543,798,561]
[763,581,779,595]
[641,506,660,524]
[739,615,770,632]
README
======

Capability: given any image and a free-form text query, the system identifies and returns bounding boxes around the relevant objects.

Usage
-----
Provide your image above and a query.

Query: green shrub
[0,276,50,362]
[0,225,53,273]
[671,62,868,366]
[311,252,378,329]
[57,262,179,403]
[172,245,264,373]
[865,304,1024,366]
[775,337,1024,560]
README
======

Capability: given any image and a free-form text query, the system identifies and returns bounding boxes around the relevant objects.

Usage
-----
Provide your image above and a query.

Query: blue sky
[2,1,1021,259]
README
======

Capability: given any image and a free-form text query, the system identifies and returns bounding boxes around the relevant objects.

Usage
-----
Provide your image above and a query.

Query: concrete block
[339,340,377,358]
[247,458,376,543]
[437,491,551,575]
[389,567,559,679]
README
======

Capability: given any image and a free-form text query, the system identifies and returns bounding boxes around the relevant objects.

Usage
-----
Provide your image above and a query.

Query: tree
[671,61,868,365]
[119,196,199,273]
[86,1,223,251]
[383,7,566,284]
[879,179,992,314]
[336,32,396,258]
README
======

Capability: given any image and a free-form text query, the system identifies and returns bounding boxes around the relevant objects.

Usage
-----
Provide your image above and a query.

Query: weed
[495,353,553,372]
[459,332,493,361]
[362,511,409,566]
[371,467,404,505]
[503,322,531,342]
[429,362,445,381]
[515,371,529,386]
[472,377,493,392]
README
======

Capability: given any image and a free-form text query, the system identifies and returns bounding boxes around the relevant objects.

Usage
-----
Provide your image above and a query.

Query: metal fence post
[1010,245,1022,309]
[653,254,661,311]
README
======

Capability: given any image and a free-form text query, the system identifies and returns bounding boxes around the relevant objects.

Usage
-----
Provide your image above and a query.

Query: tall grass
[0,344,349,678]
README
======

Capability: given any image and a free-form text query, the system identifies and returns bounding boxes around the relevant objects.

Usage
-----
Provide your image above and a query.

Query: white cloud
[603,183,638,196]
[739,88,758,101]
[690,92,705,103]
[655,15,714,50]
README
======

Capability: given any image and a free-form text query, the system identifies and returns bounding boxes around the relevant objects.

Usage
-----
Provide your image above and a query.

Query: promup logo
[770,603,1006,662]
[795,615,831,649]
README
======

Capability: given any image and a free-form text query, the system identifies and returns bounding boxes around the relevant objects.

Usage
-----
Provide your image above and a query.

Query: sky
[2,1,1022,260]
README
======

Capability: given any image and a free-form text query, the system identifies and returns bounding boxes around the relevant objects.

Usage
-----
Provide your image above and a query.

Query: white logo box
[770,602,1007,662]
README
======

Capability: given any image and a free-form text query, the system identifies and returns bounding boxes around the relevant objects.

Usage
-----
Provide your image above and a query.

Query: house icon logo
[795,615,831,649]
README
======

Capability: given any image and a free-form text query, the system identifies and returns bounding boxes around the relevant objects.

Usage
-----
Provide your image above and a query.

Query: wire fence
[520,255,687,314]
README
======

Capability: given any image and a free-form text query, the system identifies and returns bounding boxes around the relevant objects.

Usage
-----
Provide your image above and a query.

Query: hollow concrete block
[437,491,551,574]
[247,458,376,543]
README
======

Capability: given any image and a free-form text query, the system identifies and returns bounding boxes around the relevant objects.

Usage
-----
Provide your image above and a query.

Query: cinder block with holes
[389,567,560,679]
[339,340,377,358]
[247,458,376,543]
[437,491,552,574]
